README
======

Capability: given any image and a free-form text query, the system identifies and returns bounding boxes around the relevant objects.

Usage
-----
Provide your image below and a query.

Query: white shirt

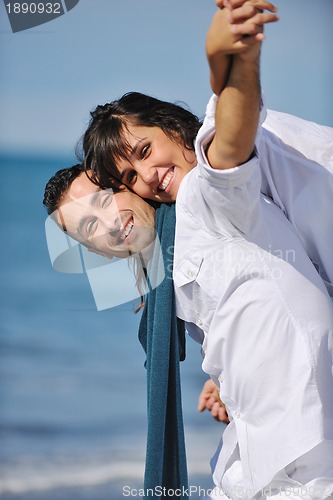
[260,108,333,286]
[173,96,333,498]
[205,95,333,286]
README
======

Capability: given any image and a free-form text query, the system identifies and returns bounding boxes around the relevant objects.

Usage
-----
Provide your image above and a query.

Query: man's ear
[87,247,113,259]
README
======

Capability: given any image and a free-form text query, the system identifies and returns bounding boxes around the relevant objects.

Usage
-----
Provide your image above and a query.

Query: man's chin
[105,249,132,259]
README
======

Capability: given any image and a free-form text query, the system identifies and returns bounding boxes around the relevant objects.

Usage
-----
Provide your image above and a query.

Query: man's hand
[198,379,230,424]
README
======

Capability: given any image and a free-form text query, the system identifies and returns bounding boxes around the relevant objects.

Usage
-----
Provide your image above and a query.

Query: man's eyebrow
[57,207,67,232]
[78,216,89,238]
[89,190,102,206]
[76,191,101,237]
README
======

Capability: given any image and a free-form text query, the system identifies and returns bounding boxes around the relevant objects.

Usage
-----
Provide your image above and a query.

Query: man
[44,4,333,498]
[44,142,333,500]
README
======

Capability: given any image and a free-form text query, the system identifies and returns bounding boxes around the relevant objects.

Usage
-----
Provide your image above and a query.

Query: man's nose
[100,212,121,235]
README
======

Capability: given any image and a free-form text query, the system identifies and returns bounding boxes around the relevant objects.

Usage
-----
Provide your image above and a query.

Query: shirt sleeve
[188,94,267,236]
[195,92,268,168]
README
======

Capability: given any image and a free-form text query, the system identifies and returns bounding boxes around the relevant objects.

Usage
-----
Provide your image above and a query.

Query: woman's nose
[138,163,158,185]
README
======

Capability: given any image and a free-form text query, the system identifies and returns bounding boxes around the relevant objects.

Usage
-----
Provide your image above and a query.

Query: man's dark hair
[81,91,202,189]
[43,164,83,216]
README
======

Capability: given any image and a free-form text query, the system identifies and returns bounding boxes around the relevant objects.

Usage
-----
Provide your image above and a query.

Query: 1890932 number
[5,2,61,14]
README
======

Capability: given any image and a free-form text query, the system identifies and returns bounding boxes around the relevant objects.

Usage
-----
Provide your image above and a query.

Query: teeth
[159,169,174,191]
[120,220,134,240]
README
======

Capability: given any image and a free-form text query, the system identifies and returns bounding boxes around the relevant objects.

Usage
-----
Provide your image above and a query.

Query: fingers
[226,2,279,41]
[198,394,208,412]
[229,4,263,23]
[197,379,221,412]
[230,33,265,52]
[197,380,230,424]
[252,0,278,12]
[229,10,279,27]
[211,401,221,418]
[211,402,230,423]
[198,390,220,411]
[223,0,277,11]
[217,406,230,424]
[215,0,225,8]
[207,392,220,409]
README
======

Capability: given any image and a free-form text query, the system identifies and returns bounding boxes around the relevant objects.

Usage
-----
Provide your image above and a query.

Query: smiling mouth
[158,167,174,192]
[118,216,134,242]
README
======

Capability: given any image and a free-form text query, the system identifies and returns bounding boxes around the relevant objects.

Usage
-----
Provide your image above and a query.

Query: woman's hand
[198,379,230,424]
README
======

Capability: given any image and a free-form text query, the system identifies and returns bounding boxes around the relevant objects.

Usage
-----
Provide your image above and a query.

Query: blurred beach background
[0,1,332,499]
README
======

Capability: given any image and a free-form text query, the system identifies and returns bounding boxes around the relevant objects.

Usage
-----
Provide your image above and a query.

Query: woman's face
[115,124,197,203]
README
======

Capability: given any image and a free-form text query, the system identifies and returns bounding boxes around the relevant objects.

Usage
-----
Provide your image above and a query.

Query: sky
[0,0,332,159]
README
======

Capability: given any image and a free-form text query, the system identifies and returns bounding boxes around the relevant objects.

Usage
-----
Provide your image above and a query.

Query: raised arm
[207,0,278,95]
[205,0,280,170]
[206,34,262,170]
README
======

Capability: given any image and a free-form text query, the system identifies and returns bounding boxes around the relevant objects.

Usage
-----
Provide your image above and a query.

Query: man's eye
[101,193,112,208]
[86,219,97,237]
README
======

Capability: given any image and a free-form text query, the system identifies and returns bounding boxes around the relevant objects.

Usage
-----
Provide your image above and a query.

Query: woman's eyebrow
[119,138,147,181]
[130,138,146,157]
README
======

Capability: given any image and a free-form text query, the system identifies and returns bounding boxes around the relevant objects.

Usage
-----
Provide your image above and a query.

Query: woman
[81,5,333,287]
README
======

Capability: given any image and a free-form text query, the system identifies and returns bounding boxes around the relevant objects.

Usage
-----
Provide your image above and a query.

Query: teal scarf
[138,202,188,497]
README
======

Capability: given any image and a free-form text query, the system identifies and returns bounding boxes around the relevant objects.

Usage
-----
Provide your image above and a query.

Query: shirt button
[235,411,241,419]
[188,270,194,277]
[197,318,203,326]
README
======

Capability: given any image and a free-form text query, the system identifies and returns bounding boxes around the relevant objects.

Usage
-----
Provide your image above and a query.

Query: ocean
[0,155,224,499]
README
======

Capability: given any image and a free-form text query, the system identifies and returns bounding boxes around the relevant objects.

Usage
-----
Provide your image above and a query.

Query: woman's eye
[127,170,137,185]
[140,144,150,159]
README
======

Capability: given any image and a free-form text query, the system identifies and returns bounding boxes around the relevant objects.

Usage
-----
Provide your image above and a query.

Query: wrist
[234,44,262,63]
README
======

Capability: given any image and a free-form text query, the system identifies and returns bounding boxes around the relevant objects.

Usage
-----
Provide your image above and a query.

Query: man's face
[57,172,156,259]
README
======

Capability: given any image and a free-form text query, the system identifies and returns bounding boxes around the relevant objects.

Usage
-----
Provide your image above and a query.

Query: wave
[0,460,145,494]
[0,459,215,495]
[0,431,216,496]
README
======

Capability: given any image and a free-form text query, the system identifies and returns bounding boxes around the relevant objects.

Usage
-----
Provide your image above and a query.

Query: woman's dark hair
[81,92,202,189]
